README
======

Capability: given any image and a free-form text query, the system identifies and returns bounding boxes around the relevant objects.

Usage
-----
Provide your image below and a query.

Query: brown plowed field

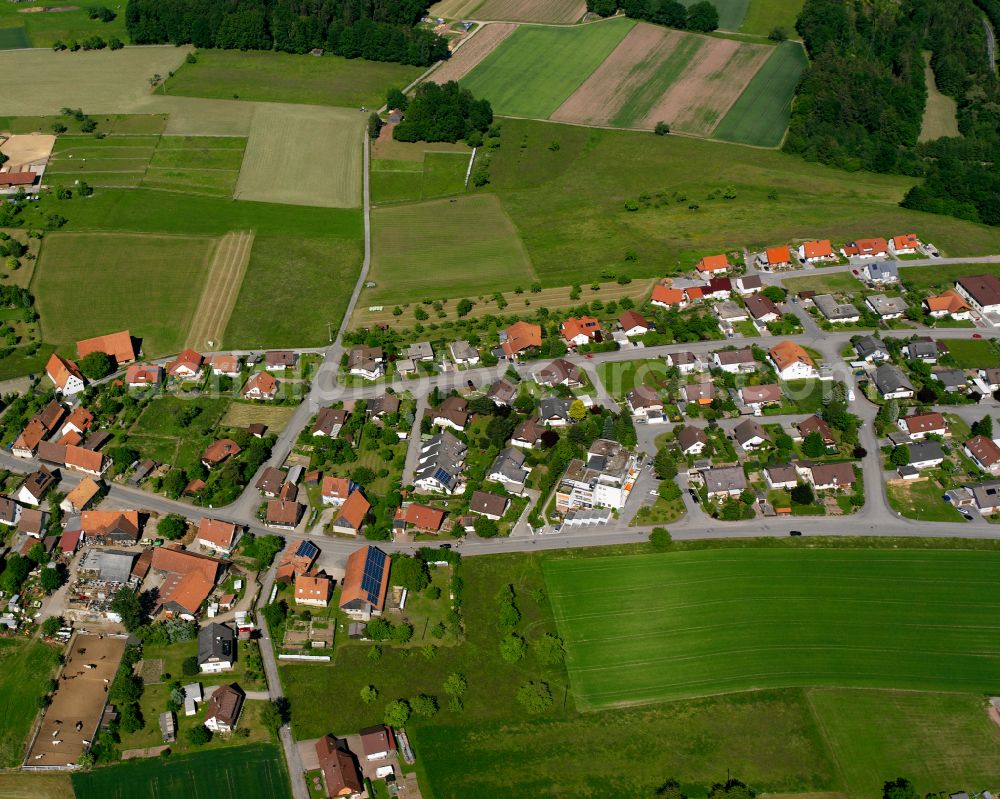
[429,23,517,84]
[475,0,585,23]
[552,22,770,136]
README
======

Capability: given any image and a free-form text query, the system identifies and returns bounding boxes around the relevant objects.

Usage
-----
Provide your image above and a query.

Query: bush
[516,681,553,712]
[650,528,672,549]
[181,655,199,676]
[654,121,670,136]
[186,725,212,745]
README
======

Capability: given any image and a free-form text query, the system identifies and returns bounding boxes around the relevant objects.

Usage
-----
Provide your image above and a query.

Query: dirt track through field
[185,230,255,350]
[551,23,770,135]
[430,23,518,84]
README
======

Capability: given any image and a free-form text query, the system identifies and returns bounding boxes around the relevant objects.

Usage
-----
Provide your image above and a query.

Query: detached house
[695,254,730,275]
[448,340,480,366]
[512,417,545,449]
[312,407,348,438]
[865,294,906,320]
[677,424,708,456]
[202,439,241,468]
[339,546,389,621]
[814,294,860,324]
[874,363,914,399]
[769,341,817,380]
[194,518,241,557]
[166,348,204,379]
[842,238,888,259]
[798,461,855,491]
[16,466,56,506]
[734,275,763,295]
[739,383,781,412]
[903,337,944,363]
[242,371,278,400]
[316,736,363,799]
[321,476,355,506]
[198,623,236,673]
[295,574,333,608]
[46,353,85,396]
[208,354,241,377]
[348,346,384,380]
[125,363,162,388]
[619,310,651,337]
[667,351,703,374]
[626,385,664,420]
[203,683,244,733]
[759,246,792,269]
[796,415,835,447]
[488,448,530,493]
[956,274,1000,316]
[713,347,756,374]
[898,412,948,439]
[332,491,370,535]
[534,358,580,388]
[500,321,542,359]
[426,395,469,431]
[560,316,601,348]
[797,240,835,263]
[889,233,920,255]
[486,377,517,407]
[699,465,747,498]
[853,335,889,363]
[965,435,1000,473]
[76,329,136,365]
[682,382,715,405]
[734,418,768,451]
[745,294,781,324]
[265,351,297,371]
[470,490,510,520]
[924,290,971,320]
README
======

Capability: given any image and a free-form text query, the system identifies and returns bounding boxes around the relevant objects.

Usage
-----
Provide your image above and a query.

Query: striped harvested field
[185,230,255,350]
[474,0,585,23]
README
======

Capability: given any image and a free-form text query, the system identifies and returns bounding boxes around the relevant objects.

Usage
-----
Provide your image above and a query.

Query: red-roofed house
[695,254,729,274]
[46,353,85,395]
[194,518,242,556]
[393,503,446,534]
[501,321,542,359]
[889,233,920,255]
[797,240,835,263]
[760,246,792,269]
[295,573,333,607]
[125,363,163,388]
[76,330,136,365]
[332,491,370,535]
[560,316,601,347]
[167,348,204,379]
[207,354,241,377]
[618,310,650,337]
[242,372,278,401]
[842,238,888,259]
[923,290,971,320]
[65,444,108,476]
[321,476,354,506]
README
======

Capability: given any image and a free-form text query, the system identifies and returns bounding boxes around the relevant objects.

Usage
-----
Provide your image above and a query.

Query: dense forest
[787,0,1000,226]
[392,81,493,143]
[125,0,449,65]
[584,0,720,32]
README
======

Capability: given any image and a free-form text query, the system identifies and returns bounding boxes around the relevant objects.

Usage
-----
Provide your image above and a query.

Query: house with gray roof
[874,363,914,399]
[853,335,889,362]
[699,465,747,498]
[449,340,480,366]
[198,622,235,673]
[814,294,860,323]
[414,430,467,495]
[538,397,573,426]
[864,294,907,319]
[932,368,969,392]
[863,261,899,284]
[487,447,529,493]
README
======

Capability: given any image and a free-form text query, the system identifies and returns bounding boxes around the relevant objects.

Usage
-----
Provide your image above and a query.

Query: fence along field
[552,23,770,135]
[713,40,808,146]
[544,548,1000,710]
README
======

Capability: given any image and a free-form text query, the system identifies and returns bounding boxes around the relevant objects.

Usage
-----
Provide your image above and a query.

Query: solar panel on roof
[360,547,387,605]
[433,467,451,486]
[296,540,319,559]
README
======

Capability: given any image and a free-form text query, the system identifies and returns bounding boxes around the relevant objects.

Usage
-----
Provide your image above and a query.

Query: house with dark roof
[204,683,244,733]
[414,431,466,494]
[734,418,768,451]
[486,377,517,407]
[16,466,56,506]
[487,448,529,493]
[676,425,708,456]
[619,310,651,337]
[874,364,914,399]
[255,466,286,497]
[511,417,545,449]
[315,735,363,798]
[699,466,747,498]
[965,435,1000,473]
[796,461,856,490]
[538,397,573,426]
[739,384,781,412]
[852,335,889,363]
[534,358,580,388]
[202,439,241,468]
[197,622,236,673]
[359,725,396,761]
[903,337,944,363]
[312,407,349,438]
[956,274,1000,315]
[469,490,510,520]
[626,385,663,419]
[796,415,835,447]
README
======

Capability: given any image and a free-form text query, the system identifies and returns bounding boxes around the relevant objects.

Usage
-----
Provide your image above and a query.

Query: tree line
[787,0,1000,226]
[125,0,449,66]
[584,0,720,32]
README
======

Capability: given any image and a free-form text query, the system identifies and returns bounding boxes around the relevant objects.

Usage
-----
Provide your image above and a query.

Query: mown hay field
[552,23,770,134]
[368,194,536,304]
[35,231,217,357]
[235,103,364,208]
[221,402,298,433]
[920,52,960,142]
[460,18,635,118]
[544,548,1000,710]
[740,0,806,36]
[713,40,808,146]
[0,638,61,767]
[0,47,190,114]
[72,743,291,799]
[0,773,75,799]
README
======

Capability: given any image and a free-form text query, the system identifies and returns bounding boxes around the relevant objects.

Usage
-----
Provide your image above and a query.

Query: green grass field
[886,479,964,522]
[367,194,536,304]
[34,232,216,357]
[809,689,1000,799]
[371,151,471,204]
[0,638,60,767]
[941,338,1000,368]
[162,49,423,109]
[72,744,291,799]
[902,262,1000,291]
[597,359,668,398]
[223,235,364,348]
[0,1,126,48]
[713,41,807,146]
[461,19,635,118]
[544,548,1000,710]
[740,0,806,36]
[473,119,1000,288]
